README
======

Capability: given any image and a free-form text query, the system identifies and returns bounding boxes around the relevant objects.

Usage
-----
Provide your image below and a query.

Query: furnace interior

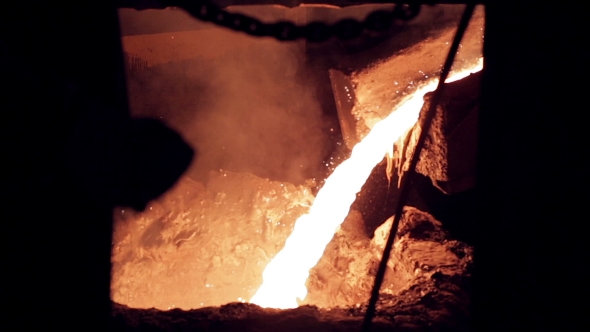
[111,5,482,330]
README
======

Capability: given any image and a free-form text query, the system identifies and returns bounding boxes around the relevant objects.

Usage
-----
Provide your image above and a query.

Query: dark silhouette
[1,2,192,330]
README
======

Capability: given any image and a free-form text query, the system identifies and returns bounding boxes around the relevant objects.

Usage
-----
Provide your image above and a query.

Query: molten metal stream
[250,60,483,309]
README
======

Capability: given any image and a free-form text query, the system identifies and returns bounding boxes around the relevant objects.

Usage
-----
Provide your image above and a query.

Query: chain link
[173,1,422,42]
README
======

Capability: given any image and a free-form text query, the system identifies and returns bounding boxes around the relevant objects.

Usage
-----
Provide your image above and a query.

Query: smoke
[184,40,330,184]
[124,29,332,186]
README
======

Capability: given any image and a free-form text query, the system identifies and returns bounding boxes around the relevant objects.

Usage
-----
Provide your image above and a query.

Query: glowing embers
[249,59,483,309]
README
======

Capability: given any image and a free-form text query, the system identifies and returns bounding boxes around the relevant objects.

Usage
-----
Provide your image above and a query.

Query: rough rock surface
[303,210,375,308]
[305,206,472,307]
[396,71,481,194]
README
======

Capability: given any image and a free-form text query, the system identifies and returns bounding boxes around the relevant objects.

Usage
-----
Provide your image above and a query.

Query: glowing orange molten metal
[250,59,484,309]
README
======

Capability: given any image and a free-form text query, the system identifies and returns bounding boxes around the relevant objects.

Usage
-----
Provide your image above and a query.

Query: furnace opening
[112,4,483,329]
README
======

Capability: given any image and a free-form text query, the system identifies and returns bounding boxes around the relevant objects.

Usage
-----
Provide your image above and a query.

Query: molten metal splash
[250,59,483,309]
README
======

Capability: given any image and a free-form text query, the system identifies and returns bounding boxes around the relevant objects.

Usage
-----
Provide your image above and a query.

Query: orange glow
[249,59,484,309]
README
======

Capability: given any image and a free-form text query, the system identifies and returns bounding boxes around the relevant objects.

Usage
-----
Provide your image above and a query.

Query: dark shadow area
[351,159,396,237]
[412,172,476,245]
[1,2,193,330]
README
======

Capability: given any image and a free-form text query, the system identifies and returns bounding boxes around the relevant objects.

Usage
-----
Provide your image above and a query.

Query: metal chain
[172,1,422,42]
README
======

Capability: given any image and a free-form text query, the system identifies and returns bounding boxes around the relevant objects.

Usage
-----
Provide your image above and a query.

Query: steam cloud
[125,30,332,185]
[185,41,330,184]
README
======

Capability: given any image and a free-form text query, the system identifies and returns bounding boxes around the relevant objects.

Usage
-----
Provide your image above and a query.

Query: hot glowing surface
[250,60,483,309]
